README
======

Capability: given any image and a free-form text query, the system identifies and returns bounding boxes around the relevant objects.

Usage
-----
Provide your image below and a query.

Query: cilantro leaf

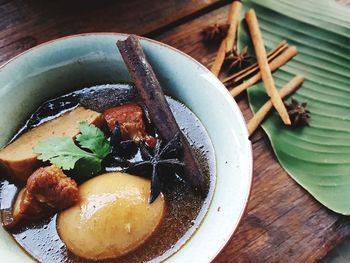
[33,137,100,170]
[76,121,111,159]
[33,122,111,175]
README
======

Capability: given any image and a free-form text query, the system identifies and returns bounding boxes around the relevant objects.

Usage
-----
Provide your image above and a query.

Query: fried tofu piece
[0,107,103,184]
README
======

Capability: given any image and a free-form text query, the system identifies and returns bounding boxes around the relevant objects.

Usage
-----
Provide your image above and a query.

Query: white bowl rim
[0,32,253,262]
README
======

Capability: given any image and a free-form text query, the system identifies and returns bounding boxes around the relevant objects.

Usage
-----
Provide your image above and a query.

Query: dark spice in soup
[0,83,215,262]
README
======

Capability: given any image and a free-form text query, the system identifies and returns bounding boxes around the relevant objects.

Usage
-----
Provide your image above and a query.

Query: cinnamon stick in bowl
[117,35,207,196]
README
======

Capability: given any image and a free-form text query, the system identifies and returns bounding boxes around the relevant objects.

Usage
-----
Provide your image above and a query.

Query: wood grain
[1,1,350,262]
[0,0,229,63]
[155,4,350,262]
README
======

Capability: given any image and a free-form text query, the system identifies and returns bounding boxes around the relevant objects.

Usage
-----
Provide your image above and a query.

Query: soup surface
[0,83,216,262]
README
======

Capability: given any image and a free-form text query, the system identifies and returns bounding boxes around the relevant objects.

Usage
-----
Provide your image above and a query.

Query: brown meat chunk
[3,166,78,229]
[27,165,79,209]
[2,188,53,229]
[103,103,147,142]
[14,188,53,220]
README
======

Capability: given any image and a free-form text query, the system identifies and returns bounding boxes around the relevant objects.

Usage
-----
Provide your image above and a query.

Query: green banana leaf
[238,0,350,214]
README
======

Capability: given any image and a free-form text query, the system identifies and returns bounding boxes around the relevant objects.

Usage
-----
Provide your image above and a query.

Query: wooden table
[1,1,350,262]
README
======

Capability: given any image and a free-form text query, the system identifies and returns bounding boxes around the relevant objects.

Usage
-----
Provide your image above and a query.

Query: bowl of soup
[0,33,252,262]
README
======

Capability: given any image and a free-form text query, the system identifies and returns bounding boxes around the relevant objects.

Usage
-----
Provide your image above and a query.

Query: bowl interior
[0,34,252,262]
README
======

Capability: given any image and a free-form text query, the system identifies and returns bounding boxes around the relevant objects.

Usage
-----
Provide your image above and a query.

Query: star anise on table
[126,133,184,203]
[224,46,252,73]
[201,23,229,42]
[284,97,310,127]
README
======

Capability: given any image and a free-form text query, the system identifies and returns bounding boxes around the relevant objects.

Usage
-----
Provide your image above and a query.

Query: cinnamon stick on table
[211,39,227,77]
[247,75,304,136]
[223,40,288,84]
[225,1,242,53]
[211,1,242,76]
[245,9,291,125]
[230,46,298,97]
[117,35,207,196]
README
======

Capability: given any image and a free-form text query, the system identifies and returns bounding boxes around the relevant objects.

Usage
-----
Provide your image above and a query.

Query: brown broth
[0,85,216,263]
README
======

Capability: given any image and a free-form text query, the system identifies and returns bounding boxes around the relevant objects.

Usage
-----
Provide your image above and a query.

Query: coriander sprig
[33,121,111,175]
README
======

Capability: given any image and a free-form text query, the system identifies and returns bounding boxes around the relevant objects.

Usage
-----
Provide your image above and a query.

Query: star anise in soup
[126,133,184,203]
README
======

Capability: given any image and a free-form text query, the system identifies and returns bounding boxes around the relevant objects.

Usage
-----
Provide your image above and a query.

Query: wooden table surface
[1,1,350,262]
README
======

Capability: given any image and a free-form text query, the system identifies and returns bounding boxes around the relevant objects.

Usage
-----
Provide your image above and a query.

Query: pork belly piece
[103,103,147,142]
[0,107,103,184]
[1,188,51,229]
[13,188,53,220]
[2,165,79,229]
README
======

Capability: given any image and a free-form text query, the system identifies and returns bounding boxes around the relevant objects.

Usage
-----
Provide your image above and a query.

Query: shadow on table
[321,239,350,263]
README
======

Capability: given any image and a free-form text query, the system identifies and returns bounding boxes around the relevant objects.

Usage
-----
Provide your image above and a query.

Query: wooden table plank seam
[1,1,350,262]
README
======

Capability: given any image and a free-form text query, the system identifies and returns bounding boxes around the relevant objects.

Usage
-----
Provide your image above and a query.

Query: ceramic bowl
[0,33,252,262]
